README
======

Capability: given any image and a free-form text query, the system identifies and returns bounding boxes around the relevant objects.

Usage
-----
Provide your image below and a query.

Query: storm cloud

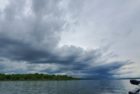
[0,0,137,78]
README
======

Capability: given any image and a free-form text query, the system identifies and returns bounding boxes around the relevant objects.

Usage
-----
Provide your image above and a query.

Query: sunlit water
[0,80,136,94]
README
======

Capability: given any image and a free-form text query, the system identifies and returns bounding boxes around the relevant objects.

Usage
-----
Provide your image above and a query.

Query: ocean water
[0,80,136,94]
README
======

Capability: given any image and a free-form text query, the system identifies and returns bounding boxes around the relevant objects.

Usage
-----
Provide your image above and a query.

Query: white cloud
[60,0,140,78]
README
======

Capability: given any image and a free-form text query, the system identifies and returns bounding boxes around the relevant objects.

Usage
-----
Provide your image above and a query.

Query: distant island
[0,73,79,81]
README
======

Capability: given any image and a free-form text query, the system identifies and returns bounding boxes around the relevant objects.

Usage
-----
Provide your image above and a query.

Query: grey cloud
[85,61,129,78]
[0,0,131,78]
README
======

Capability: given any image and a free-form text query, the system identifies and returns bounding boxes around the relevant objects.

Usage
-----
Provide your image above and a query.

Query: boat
[129,80,140,94]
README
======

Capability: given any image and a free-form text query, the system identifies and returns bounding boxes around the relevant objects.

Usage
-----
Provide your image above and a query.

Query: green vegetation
[0,73,79,81]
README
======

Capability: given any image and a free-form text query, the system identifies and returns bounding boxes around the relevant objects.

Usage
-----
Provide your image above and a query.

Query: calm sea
[0,80,136,94]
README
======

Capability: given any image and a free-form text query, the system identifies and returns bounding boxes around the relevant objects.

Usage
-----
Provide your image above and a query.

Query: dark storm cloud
[0,0,63,61]
[0,0,130,78]
[0,36,48,61]
[80,61,129,78]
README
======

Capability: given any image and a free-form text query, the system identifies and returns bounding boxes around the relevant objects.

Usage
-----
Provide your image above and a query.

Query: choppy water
[0,80,135,94]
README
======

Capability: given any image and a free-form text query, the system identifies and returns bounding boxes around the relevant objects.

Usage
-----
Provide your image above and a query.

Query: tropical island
[0,73,79,81]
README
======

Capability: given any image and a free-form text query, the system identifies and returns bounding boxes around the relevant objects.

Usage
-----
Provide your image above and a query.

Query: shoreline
[0,73,79,81]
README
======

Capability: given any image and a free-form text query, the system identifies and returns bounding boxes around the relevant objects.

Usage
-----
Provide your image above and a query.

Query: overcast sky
[0,0,140,78]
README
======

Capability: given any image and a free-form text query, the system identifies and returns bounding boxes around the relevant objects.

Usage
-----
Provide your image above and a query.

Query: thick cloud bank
[0,0,134,78]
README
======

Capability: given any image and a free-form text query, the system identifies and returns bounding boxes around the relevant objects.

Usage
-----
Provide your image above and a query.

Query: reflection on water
[0,80,131,94]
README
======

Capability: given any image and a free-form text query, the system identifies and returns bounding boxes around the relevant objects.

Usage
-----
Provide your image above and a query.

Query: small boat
[129,80,140,94]
[130,80,140,85]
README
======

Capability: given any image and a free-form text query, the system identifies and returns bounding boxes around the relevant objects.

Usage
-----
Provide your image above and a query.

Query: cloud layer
[0,0,138,78]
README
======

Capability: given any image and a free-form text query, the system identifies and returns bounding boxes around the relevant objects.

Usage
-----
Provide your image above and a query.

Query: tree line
[0,73,79,80]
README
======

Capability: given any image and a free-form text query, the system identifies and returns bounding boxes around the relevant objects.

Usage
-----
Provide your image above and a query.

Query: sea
[0,80,137,94]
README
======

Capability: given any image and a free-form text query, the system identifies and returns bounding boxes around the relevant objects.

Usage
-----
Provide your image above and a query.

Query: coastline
[0,73,79,81]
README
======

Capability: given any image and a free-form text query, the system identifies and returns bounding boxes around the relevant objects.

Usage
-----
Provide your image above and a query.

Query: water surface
[0,80,133,94]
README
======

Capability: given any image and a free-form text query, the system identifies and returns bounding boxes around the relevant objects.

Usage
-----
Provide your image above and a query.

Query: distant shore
[0,73,79,81]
